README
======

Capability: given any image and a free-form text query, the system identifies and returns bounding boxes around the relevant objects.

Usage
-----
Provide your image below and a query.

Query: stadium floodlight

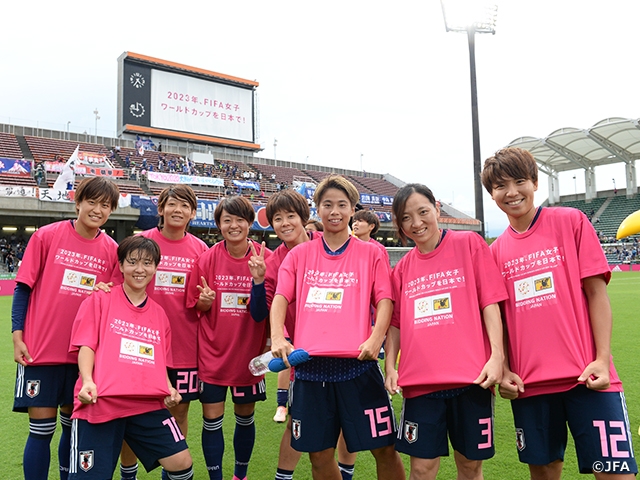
[66,121,70,140]
[441,0,497,239]
[93,108,100,143]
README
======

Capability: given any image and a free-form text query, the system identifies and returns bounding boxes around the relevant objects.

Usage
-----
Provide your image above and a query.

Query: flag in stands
[52,145,78,191]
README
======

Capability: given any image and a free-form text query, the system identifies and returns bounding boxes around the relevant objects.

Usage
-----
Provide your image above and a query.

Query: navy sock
[202,415,224,480]
[166,465,194,480]
[58,412,72,480]
[338,462,355,480]
[120,462,138,480]
[276,389,288,408]
[275,467,295,480]
[233,413,255,479]
[24,417,56,480]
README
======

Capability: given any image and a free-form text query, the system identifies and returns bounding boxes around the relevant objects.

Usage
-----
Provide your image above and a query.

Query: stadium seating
[0,133,23,159]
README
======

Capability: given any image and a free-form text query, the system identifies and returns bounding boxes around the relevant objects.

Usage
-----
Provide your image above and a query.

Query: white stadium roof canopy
[505,117,640,203]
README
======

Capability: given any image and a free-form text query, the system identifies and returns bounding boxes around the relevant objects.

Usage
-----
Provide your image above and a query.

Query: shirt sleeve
[390,262,403,329]
[275,250,298,303]
[371,248,393,306]
[11,282,31,332]
[69,293,103,353]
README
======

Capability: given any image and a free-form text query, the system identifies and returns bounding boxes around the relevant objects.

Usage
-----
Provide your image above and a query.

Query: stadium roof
[505,117,640,176]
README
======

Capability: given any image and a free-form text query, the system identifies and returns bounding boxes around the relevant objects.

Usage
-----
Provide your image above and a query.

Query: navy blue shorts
[396,385,495,460]
[199,379,267,405]
[168,368,199,403]
[511,385,637,474]
[289,365,397,453]
[69,409,188,479]
[13,364,78,412]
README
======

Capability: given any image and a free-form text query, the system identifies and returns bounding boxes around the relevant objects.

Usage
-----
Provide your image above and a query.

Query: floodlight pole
[441,1,496,239]
[467,26,485,238]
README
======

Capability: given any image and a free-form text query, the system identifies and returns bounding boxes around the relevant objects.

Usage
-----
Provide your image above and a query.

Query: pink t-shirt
[70,286,171,423]
[16,220,120,366]
[391,231,508,398]
[490,207,621,398]
[276,237,392,357]
[186,240,271,386]
[264,231,322,341]
[369,238,390,264]
[140,228,208,369]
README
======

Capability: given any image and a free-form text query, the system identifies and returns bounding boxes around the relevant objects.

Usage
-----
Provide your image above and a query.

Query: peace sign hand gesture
[248,241,267,284]
[196,276,216,312]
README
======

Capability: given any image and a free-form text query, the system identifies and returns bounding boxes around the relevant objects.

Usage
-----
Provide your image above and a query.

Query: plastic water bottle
[248,349,311,376]
[248,351,274,376]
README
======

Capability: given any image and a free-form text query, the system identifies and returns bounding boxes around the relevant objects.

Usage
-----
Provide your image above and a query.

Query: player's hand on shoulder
[92,281,113,294]
[498,369,524,400]
[78,381,98,404]
[578,359,610,390]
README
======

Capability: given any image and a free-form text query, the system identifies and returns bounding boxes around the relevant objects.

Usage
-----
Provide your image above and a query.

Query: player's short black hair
[266,190,310,226]
[157,184,197,228]
[353,210,380,235]
[118,236,161,266]
[392,184,438,246]
[214,196,255,226]
[481,147,538,193]
[75,177,120,212]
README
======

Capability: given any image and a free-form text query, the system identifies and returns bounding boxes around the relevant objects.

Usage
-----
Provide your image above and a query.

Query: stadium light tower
[441,0,497,239]
[274,138,278,160]
[93,108,100,143]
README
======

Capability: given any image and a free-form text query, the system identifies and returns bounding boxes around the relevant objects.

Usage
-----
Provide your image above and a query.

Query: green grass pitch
[2,271,639,478]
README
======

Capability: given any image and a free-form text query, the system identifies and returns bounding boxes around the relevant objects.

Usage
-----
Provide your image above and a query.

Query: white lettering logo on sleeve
[514,272,555,301]
[120,338,155,360]
[220,292,249,309]
[62,269,97,290]
[414,292,452,319]
[305,287,345,305]
[155,270,186,288]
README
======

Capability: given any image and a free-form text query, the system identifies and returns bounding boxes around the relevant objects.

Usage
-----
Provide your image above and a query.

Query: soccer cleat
[273,405,288,423]
[268,349,310,372]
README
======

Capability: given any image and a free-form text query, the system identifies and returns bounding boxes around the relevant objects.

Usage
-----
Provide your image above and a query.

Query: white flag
[53,146,79,191]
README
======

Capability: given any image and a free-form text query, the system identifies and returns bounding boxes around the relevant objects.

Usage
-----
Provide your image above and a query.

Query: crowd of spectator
[0,234,27,273]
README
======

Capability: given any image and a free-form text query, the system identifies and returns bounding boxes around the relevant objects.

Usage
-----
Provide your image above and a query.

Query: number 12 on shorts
[593,420,631,457]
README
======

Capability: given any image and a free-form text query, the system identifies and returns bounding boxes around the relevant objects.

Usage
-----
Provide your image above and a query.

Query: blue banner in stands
[0,158,31,175]
[360,193,392,206]
[191,199,274,231]
[232,180,260,191]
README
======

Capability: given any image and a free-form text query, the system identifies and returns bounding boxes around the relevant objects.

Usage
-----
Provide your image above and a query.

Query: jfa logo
[292,419,301,440]
[404,421,418,443]
[79,451,94,472]
[516,428,525,451]
[26,380,40,398]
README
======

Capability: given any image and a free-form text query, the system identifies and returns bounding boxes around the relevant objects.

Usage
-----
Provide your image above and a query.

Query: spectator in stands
[6,251,15,272]
[34,163,45,186]
[125,154,130,168]
[304,220,323,232]
[271,173,276,182]
[130,163,137,181]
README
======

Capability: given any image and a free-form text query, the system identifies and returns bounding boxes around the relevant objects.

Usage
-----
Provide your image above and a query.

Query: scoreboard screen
[118,52,259,150]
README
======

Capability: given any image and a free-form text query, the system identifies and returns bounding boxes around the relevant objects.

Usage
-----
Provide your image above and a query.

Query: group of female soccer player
[12,146,637,480]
